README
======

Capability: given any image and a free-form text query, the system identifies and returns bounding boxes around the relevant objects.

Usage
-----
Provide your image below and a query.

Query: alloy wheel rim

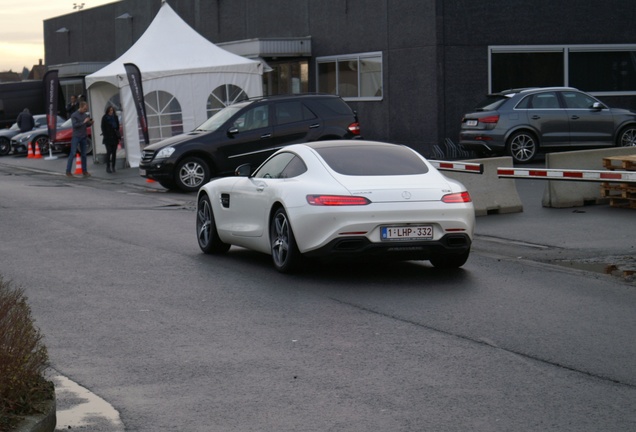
[197,200,211,247]
[621,129,636,146]
[272,213,289,267]
[180,162,205,187]
[511,135,535,162]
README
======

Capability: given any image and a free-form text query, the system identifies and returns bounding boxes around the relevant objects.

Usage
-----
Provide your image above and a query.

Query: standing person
[65,101,93,177]
[66,95,79,119]
[101,105,120,173]
[16,108,35,133]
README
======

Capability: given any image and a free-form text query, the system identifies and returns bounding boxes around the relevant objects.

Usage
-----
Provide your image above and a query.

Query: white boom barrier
[497,168,636,183]
[433,157,523,216]
[429,160,484,174]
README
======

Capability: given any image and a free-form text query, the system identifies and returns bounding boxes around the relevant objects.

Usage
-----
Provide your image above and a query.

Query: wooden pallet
[600,183,636,198]
[608,197,636,209]
[602,154,636,171]
[601,155,636,208]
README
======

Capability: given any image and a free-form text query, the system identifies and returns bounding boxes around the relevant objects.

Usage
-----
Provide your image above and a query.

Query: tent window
[145,90,183,145]
[207,84,248,118]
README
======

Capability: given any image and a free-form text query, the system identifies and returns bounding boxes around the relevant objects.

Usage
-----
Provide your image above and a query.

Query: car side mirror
[591,102,605,111]
[227,127,239,137]
[235,164,251,177]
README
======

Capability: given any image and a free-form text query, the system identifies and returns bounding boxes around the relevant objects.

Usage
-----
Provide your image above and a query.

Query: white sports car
[196,140,475,273]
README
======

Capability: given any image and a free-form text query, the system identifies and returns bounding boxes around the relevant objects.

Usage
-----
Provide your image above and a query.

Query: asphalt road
[0,157,635,431]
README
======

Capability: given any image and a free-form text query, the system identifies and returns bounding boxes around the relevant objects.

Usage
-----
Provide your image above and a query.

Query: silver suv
[459,87,636,163]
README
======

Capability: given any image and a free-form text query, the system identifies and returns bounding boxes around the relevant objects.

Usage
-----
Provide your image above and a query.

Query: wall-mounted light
[116,12,133,20]
[56,27,70,33]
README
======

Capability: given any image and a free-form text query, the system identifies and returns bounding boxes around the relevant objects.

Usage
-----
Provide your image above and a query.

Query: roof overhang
[50,62,110,77]
[218,37,312,59]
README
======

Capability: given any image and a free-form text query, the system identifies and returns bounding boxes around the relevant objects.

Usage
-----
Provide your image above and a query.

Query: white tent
[85,1,262,168]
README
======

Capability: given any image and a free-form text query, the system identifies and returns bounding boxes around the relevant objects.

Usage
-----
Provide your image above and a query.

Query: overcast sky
[0,0,117,73]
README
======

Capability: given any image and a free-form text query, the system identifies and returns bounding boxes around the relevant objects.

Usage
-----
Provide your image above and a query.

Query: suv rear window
[315,144,429,176]
[473,95,509,111]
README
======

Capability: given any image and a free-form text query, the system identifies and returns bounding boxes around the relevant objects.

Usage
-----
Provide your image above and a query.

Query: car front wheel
[618,127,636,147]
[507,131,537,164]
[0,137,10,155]
[175,156,210,192]
[270,207,301,273]
[34,135,50,155]
[196,194,230,254]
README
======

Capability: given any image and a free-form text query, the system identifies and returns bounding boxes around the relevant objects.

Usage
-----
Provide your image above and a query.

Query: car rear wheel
[618,127,636,147]
[196,194,230,254]
[0,137,10,156]
[507,131,537,164]
[270,207,301,273]
[175,156,210,192]
[430,250,470,269]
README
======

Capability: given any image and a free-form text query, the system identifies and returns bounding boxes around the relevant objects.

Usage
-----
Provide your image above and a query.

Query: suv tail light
[442,191,472,203]
[307,195,371,206]
[479,115,500,124]
[348,122,361,135]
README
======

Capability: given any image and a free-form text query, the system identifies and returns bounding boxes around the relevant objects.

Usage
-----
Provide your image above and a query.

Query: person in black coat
[16,108,35,133]
[101,105,120,173]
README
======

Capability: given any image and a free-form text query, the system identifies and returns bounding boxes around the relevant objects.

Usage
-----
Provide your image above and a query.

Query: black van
[139,94,361,192]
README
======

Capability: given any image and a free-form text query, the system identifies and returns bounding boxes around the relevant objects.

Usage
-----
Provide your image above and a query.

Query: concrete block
[542,147,636,208]
[442,156,523,216]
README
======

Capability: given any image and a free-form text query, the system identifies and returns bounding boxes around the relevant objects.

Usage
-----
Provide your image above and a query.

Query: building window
[490,45,636,96]
[316,52,383,101]
[144,90,183,145]
[263,61,308,96]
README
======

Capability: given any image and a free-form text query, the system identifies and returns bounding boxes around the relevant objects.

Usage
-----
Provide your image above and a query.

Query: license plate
[381,225,433,241]
[139,169,146,176]
[466,119,478,127]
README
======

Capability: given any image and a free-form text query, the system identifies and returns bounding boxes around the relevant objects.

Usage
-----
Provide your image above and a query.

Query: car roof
[233,93,344,105]
[492,86,580,98]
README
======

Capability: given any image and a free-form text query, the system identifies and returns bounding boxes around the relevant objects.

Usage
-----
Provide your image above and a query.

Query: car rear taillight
[479,115,499,124]
[442,191,472,203]
[348,122,361,135]
[307,195,371,206]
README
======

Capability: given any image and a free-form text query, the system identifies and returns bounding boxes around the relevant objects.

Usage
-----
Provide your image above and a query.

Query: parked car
[196,140,474,273]
[10,115,66,155]
[52,117,93,155]
[140,94,361,192]
[0,114,51,156]
[459,87,636,163]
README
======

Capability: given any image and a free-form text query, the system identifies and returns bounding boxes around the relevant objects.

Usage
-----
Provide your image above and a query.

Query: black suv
[139,94,361,192]
[459,87,636,163]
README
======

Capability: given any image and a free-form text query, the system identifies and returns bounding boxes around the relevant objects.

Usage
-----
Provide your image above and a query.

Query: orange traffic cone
[74,153,83,175]
[27,143,34,158]
[34,142,43,159]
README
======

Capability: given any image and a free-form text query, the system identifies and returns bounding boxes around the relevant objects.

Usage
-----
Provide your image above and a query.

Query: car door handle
[570,115,580,120]
[309,123,321,129]
[260,133,272,139]
[256,182,266,192]
[531,115,541,120]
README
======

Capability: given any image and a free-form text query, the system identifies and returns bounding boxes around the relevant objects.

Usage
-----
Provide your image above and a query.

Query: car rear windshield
[473,95,509,111]
[315,144,429,176]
